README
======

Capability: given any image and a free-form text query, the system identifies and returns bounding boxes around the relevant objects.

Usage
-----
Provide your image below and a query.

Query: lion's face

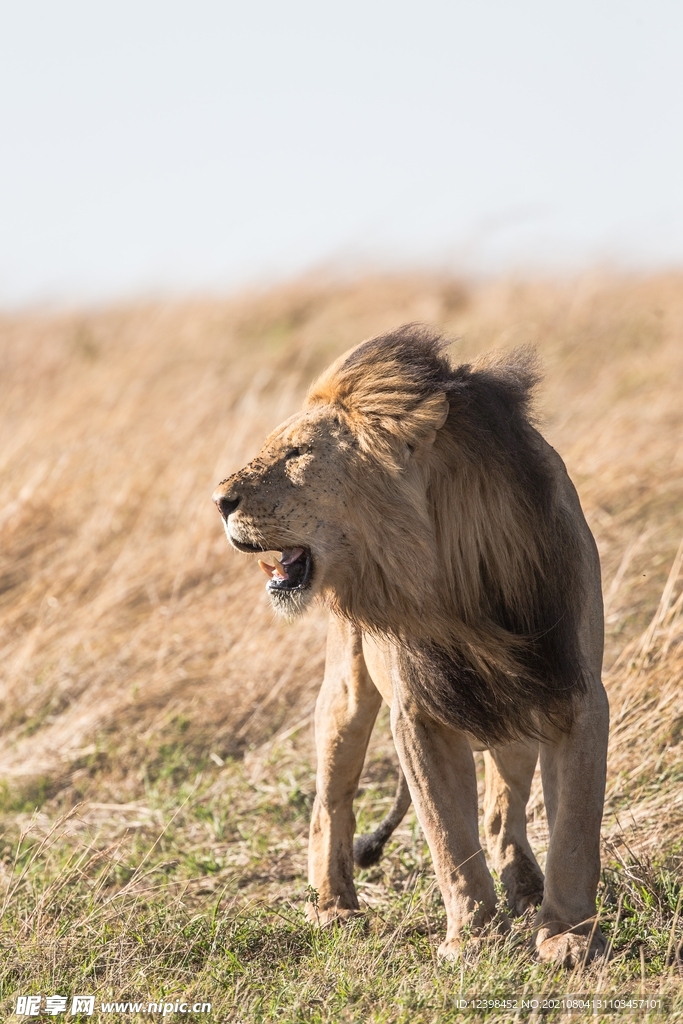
[213,331,454,625]
[213,406,358,617]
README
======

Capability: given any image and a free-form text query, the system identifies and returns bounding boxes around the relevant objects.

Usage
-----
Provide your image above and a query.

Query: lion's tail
[353,768,412,868]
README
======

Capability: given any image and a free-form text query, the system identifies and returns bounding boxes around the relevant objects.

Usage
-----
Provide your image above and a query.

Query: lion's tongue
[257,548,303,581]
[281,547,304,566]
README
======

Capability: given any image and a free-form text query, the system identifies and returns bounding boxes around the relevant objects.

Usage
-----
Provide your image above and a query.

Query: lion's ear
[358,392,449,469]
[404,393,449,453]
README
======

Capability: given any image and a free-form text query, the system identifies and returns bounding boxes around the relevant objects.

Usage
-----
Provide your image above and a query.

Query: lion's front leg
[307,615,382,926]
[390,688,498,960]
[535,679,609,966]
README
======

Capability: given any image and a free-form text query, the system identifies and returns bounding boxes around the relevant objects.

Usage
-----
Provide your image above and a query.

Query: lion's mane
[306,326,587,743]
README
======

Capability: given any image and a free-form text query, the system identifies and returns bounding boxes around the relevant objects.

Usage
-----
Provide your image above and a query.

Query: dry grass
[0,271,682,1020]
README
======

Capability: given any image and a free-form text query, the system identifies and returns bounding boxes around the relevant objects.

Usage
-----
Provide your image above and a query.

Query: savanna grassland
[0,273,682,1022]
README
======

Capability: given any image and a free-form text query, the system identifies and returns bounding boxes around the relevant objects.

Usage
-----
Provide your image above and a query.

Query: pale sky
[1,1,682,306]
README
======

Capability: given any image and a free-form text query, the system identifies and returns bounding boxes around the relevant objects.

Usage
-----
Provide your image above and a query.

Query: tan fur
[213,326,610,965]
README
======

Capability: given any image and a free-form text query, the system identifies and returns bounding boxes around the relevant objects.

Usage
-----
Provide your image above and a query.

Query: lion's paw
[536,929,608,967]
[438,930,506,963]
[305,905,364,929]
[437,936,466,962]
[437,911,511,962]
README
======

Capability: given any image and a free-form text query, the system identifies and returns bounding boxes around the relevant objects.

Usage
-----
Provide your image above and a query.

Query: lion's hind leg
[483,740,544,917]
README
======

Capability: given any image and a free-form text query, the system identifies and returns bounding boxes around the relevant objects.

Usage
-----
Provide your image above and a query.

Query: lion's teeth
[259,556,288,580]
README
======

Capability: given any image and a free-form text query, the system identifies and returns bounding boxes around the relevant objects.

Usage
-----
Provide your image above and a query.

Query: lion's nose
[212,490,240,518]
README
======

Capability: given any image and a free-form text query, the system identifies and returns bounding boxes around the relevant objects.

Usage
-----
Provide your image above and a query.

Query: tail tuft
[352,767,411,869]
[353,832,388,868]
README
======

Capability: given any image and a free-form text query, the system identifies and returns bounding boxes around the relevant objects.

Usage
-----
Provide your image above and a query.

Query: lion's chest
[360,634,488,751]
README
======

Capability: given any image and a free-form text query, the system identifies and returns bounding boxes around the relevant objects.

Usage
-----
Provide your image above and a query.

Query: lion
[213,326,609,966]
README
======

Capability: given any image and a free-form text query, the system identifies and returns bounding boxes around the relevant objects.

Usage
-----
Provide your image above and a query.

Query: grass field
[0,272,682,1021]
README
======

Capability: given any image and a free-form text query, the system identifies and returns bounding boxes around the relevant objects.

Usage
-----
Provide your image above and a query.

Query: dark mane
[309,325,590,743]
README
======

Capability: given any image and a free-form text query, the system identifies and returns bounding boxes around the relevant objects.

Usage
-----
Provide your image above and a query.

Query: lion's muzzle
[212,484,263,552]
[212,479,315,616]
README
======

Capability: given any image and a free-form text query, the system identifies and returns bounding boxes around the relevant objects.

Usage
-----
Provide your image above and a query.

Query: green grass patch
[0,754,681,1022]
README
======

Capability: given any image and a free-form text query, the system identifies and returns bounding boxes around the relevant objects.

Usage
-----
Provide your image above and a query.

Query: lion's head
[212,327,451,623]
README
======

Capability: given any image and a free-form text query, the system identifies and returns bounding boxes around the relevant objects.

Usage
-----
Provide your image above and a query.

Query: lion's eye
[285,447,303,460]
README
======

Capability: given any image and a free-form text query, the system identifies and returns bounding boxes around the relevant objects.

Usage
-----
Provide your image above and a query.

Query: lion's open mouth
[258,547,313,594]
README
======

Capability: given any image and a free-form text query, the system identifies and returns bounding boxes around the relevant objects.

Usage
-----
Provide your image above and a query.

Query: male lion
[213,327,609,965]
